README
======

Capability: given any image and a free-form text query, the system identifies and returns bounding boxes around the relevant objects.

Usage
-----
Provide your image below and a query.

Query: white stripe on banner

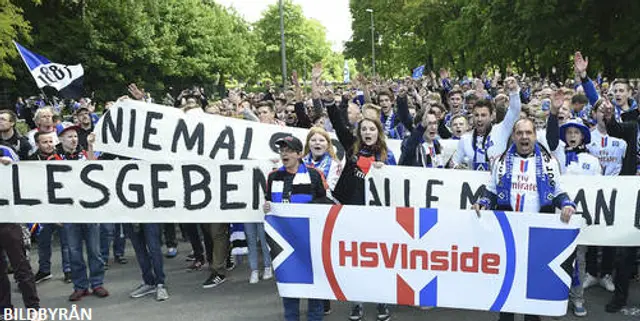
[365,166,640,246]
[266,203,581,316]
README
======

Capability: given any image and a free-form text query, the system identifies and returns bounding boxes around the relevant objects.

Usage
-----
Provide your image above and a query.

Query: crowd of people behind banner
[0,51,639,321]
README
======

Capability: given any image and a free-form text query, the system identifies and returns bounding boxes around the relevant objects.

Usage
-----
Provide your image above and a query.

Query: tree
[0,0,34,79]
[254,0,332,84]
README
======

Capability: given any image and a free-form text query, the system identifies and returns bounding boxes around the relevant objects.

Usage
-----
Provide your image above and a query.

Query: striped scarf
[303,152,332,178]
[270,163,314,204]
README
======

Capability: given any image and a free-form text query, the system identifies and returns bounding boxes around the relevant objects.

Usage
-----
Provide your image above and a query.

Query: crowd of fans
[0,51,639,321]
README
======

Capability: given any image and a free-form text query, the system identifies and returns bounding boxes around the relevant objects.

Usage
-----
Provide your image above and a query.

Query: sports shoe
[324,300,332,315]
[582,273,598,289]
[104,263,109,271]
[226,255,236,271]
[92,286,109,298]
[573,301,587,317]
[600,274,615,292]
[185,253,196,262]
[68,289,90,302]
[130,284,156,298]
[166,247,178,258]
[203,273,226,289]
[186,261,204,272]
[34,271,52,284]
[249,270,259,284]
[419,306,434,310]
[156,284,169,301]
[63,272,72,284]
[115,256,128,264]
[377,304,390,321]
[263,266,273,280]
[349,305,363,321]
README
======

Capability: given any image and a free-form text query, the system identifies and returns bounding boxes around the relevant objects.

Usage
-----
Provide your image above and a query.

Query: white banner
[0,161,274,223]
[365,166,640,246]
[266,204,581,316]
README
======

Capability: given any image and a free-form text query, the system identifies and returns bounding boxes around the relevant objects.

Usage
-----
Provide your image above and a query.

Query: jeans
[244,223,272,271]
[100,224,126,262]
[283,298,323,321]
[162,223,177,248]
[0,224,39,309]
[569,245,586,305]
[202,224,229,276]
[64,224,104,290]
[124,224,165,285]
[37,224,71,273]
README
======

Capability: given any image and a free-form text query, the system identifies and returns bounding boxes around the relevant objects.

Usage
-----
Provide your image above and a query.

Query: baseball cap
[57,122,81,136]
[275,135,303,153]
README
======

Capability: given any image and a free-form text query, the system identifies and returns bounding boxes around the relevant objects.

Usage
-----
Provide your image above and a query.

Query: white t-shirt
[455,91,522,170]
[486,152,563,213]
[588,129,627,176]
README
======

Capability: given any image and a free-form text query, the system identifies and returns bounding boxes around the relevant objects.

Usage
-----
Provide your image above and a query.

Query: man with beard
[74,106,94,150]
[0,110,30,160]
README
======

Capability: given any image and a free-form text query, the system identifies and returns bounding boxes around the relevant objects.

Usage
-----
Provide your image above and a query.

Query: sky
[215,0,352,52]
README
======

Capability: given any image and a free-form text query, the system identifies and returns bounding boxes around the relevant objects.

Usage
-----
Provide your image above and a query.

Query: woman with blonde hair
[302,127,342,202]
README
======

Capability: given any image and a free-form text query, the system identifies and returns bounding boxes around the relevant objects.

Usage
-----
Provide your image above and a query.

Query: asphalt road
[9,241,639,321]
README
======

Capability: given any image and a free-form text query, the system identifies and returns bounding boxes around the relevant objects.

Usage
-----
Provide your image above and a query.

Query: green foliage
[346,0,640,79]
[254,0,332,84]
[0,0,34,80]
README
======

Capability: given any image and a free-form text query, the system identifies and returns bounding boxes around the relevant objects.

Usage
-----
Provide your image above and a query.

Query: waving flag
[412,65,425,79]
[14,41,84,99]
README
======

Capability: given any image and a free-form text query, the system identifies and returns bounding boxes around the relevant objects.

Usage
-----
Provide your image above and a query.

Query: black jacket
[605,109,639,176]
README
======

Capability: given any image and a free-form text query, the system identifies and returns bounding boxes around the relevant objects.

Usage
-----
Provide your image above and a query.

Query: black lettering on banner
[210,127,236,159]
[47,164,73,205]
[573,189,592,225]
[331,138,345,160]
[368,178,382,206]
[426,179,443,208]
[460,183,485,209]
[128,108,137,147]
[182,165,212,210]
[142,111,163,151]
[240,127,253,160]
[635,190,640,229]
[12,165,41,206]
[594,189,616,226]
[404,179,410,207]
[172,120,205,155]
[384,178,391,207]
[101,108,123,144]
[79,164,110,208]
[220,164,246,210]
[151,164,175,208]
[252,167,267,210]
[115,164,144,208]
[269,132,290,153]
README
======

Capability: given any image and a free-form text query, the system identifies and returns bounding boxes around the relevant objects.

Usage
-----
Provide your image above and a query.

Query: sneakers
[92,286,109,298]
[166,247,178,258]
[185,253,196,262]
[376,305,390,321]
[203,273,226,289]
[419,306,435,310]
[226,255,236,271]
[573,301,587,317]
[263,266,273,280]
[156,284,169,301]
[582,273,598,289]
[186,261,204,272]
[249,270,259,284]
[349,305,363,321]
[115,256,128,264]
[34,271,52,284]
[600,274,615,292]
[68,289,90,302]
[130,284,156,298]
[63,272,72,284]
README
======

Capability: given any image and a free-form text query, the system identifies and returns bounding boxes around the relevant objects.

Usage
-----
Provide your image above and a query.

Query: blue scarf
[302,152,332,178]
[381,112,402,139]
[564,146,587,167]
[496,144,555,210]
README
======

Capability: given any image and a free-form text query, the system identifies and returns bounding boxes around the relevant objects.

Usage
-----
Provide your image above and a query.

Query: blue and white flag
[343,60,350,84]
[412,65,425,79]
[14,41,84,98]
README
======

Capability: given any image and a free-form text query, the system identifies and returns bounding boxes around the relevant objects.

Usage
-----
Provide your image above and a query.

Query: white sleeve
[500,91,523,136]
[454,135,467,167]
[486,158,500,194]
